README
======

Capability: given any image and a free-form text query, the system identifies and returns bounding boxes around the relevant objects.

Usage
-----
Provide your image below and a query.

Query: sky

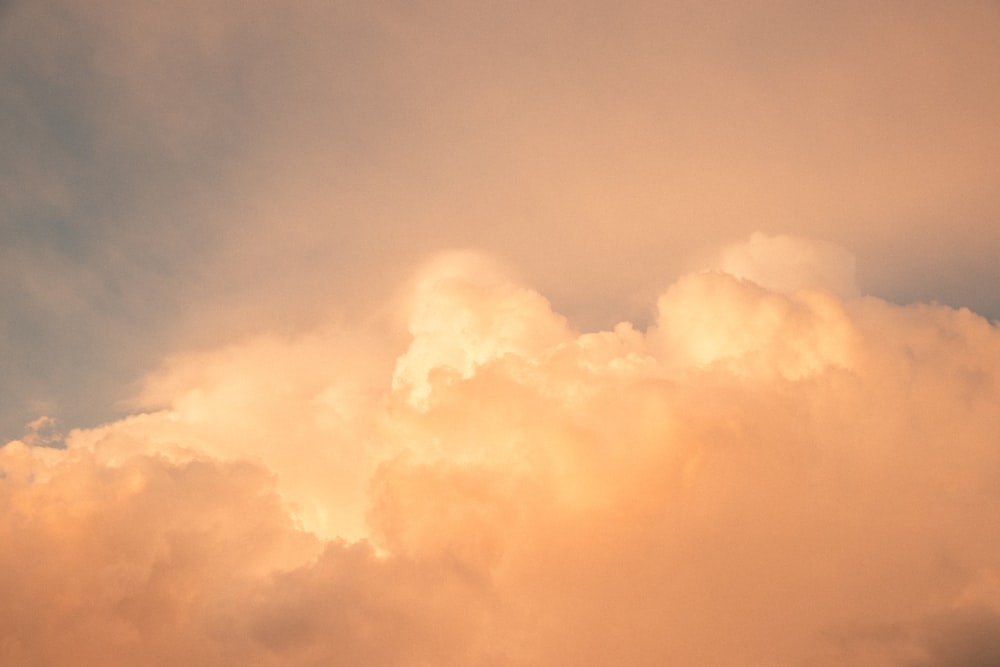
[2,1,1000,665]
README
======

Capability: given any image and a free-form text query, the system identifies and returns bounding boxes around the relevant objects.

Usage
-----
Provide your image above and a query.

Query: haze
[2,2,1000,665]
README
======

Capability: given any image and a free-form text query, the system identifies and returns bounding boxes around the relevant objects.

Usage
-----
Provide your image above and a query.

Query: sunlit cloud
[4,1,1000,663]
[4,234,999,664]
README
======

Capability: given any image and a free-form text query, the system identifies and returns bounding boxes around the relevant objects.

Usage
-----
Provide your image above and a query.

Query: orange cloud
[4,235,1000,665]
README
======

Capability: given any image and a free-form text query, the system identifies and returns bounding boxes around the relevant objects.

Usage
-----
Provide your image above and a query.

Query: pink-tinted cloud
[4,235,999,664]
[4,0,1000,442]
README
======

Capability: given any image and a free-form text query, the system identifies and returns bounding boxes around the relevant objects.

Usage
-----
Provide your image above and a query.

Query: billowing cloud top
[4,235,1000,665]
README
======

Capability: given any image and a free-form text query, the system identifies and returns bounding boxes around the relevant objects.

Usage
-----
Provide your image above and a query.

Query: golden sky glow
[3,2,1000,665]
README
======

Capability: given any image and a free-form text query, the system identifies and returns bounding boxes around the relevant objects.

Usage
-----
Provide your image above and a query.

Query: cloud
[911,606,1000,667]
[4,0,1000,442]
[651,270,857,380]
[714,232,859,297]
[66,325,395,543]
[3,0,998,660]
[0,442,319,665]
[392,250,572,409]
[3,235,1000,664]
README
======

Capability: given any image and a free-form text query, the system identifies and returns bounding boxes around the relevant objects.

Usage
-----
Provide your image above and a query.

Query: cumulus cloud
[67,326,394,543]
[392,250,572,409]
[3,235,1000,665]
[714,232,860,297]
